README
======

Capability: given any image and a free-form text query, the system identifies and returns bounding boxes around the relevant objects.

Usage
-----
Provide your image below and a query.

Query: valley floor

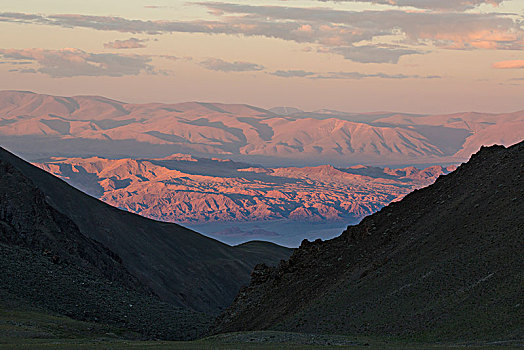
[2,306,522,350]
[188,219,350,246]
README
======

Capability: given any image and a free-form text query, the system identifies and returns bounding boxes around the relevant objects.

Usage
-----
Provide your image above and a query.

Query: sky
[0,0,523,113]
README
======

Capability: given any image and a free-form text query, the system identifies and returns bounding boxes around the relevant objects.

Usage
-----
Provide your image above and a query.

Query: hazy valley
[2,140,522,347]
[1,91,523,345]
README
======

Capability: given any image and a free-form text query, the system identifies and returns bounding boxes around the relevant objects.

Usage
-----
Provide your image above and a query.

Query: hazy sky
[0,0,523,113]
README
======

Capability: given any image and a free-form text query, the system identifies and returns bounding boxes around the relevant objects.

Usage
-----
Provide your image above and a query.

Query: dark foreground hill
[0,146,292,339]
[0,156,210,339]
[214,141,524,341]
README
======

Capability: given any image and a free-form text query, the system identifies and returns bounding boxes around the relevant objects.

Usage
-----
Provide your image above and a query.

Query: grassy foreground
[1,307,522,349]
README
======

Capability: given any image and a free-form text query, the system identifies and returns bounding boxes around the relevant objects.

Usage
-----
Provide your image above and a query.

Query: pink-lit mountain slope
[2,91,523,166]
[35,154,456,224]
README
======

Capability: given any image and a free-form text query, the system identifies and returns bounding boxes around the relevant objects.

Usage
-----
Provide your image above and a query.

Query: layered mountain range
[1,112,522,342]
[214,141,524,341]
[35,155,456,226]
[2,91,523,166]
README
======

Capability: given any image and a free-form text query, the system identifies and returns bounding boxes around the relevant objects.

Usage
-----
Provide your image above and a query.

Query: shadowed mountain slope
[0,147,292,314]
[0,158,137,288]
[214,141,524,341]
[0,242,212,340]
[0,156,212,340]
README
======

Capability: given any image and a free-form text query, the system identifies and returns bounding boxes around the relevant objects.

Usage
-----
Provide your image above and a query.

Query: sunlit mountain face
[2,91,523,166]
[34,153,456,246]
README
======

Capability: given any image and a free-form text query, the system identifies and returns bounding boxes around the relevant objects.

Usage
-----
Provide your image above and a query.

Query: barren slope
[0,155,212,340]
[214,140,524,341]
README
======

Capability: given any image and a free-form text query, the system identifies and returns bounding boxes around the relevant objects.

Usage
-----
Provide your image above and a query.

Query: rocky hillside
[0,147,292,315]
[214,140,524,341]
[34,154,455,224]
[0,158,136,289]
[0,154,212,340]
[0,242,212,340]
[2,91,523,166]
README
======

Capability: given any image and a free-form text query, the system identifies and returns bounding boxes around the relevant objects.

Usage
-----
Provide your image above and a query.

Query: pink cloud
[317,0,504,11]
[0,48,156,77]
[104,38,147,49]
[1,7,522,64]
[199,58,264,72]
[492,60,524,69]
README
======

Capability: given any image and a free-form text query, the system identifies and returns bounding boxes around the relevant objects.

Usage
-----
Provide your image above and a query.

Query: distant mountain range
[34,154,456,226]
[214,140,524,341]
[2,90,523,166]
